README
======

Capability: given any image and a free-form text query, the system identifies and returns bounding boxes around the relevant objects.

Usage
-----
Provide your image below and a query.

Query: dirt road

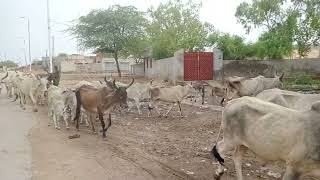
[0,93,34,180]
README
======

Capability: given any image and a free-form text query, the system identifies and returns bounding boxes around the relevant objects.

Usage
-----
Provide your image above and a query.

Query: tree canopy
[71,5,147,77]
[236,0,320,58]
[147,0,213,59]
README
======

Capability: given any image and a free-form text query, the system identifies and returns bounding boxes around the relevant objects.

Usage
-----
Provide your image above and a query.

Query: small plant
[294,74,314,85]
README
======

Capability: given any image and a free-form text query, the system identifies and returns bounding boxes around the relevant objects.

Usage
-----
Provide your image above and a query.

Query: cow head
[224,77,246,100]
[109,78,134,108]
[36,77,49,104]
[274,73,284,89]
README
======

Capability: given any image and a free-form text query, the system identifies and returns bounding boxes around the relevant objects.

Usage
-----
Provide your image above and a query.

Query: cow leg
[135,99,142,114]
[212,140,235,180]
[62,108,70,130]
[29,90,38,112]
[98,110,106,138]
[84,113,90,127]
[105,114,112,132]
[53,114,60,130]
[89,114,96,133]
[148,101,161,117]
[282,166,301,180]
[177,101,184,117]
[233,145,247,180]
[164,103,175,117]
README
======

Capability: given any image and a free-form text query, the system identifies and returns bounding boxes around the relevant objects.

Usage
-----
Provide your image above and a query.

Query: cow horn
[279,73,284,82]
[1,72,8,82]
[36,74,41,80]
[113,79,119,90]
[126,78,134,89]
[104,76,108,84]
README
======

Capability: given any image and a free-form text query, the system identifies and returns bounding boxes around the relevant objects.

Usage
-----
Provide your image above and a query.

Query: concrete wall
[61,61,76,73]
[130,63,144,76]
[223,58,320,78]
[144,49,184,84]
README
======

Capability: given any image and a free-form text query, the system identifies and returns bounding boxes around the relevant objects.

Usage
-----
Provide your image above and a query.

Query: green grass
[283,74,320,91]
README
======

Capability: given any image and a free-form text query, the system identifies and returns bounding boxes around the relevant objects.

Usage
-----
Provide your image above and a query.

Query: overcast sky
[0,0,259,65]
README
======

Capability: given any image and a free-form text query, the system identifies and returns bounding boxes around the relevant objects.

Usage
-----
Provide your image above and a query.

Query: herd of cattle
[0,70,320,180]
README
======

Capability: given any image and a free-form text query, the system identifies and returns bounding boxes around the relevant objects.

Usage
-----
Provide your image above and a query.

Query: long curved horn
[113,79,119,90]
[126,78,134,89]
[1,72,8,82]
[104,76,108,84]
[279,72,284,82]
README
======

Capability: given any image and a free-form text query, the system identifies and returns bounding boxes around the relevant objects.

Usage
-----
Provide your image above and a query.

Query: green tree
[71,5,147,77]
[147,0,212,59]
[235,0,320,58]
[121,36,149,63]
[207,32,250,60]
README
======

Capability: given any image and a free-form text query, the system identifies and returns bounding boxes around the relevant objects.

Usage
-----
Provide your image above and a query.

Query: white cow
[225,74,284,99]
[212,96,320,180]
[256,88,320,111]
[47,85,70,130]
[17,74,48,112]
[148,84,195,117]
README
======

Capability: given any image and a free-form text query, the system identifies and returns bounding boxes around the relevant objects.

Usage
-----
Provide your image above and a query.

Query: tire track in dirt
[104,137,196,180]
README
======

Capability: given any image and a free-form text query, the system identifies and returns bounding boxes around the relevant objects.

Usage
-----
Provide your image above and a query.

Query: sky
[0,0,259,65]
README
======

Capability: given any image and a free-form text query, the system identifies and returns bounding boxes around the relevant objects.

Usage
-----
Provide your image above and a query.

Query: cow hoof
[33,109,38,112]
[86,124,90,127]
[214,170,224,180]
[22,107,26,110]
[55,127,61,130]
[48,124,51,126]
[66,127,70,130]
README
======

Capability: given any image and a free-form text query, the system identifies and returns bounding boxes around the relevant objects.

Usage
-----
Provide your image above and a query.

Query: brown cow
[74,78,134,138]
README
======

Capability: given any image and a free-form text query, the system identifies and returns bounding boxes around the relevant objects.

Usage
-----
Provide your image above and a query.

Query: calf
[47,85,70,130]
[74,78,134,138]
[148,84,195,117]
[212,96,320,180]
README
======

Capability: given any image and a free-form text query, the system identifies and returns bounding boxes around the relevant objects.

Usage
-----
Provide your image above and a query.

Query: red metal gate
[184,52,214,81]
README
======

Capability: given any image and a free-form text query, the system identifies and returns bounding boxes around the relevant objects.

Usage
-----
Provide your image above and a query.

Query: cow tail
[74,89,81,128]
[211,111,224,165]
[211,145,224,165]
[1,72,8,83]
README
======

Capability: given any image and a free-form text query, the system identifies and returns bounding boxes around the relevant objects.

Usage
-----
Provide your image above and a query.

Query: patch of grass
[283,74,320,91]
[294,74,314,85]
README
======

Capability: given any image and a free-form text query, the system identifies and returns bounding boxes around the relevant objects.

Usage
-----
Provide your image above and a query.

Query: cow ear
[227,80,242,91]
[279,73,284,82]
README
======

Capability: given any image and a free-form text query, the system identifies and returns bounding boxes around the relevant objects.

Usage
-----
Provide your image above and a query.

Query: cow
[111,78,152,115]
[256,88,320,111]
[211,96,320,180]
[74,78,134,138]
[16,74,48,112]
[225,74,284,99]
[47,85,70,130]
[1,71,21,98]
[148,84,195,117]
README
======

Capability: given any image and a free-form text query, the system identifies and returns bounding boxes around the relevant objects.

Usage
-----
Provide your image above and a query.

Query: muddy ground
[29,73,316,180]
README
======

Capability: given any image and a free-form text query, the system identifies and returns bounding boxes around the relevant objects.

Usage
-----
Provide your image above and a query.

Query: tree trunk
[114,51,121,77]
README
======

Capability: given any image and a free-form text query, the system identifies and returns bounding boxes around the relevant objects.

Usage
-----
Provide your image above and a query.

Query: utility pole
[52,36,55,58]
[20,16,32,72]
[27,18,32,72]
[47,0,53,73]
[23,40,27,67]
